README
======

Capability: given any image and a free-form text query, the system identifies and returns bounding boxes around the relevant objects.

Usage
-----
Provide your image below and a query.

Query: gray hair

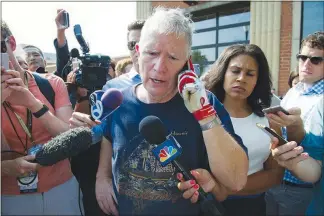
[139,7,194,57]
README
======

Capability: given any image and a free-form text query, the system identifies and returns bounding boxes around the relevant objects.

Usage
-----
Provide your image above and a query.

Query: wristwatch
[32,104,49,118]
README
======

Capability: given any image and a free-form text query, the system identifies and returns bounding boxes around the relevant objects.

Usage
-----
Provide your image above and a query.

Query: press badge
[17,144,42,193]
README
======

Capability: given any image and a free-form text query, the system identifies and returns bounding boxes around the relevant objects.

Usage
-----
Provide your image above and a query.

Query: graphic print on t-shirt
[117,138,181,214]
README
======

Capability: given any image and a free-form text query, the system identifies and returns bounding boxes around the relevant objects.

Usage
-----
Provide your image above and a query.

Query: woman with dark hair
[288,69,299,88]
[178,44,284,216]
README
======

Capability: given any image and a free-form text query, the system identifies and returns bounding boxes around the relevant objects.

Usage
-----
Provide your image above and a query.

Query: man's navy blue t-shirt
[103,85,247,216]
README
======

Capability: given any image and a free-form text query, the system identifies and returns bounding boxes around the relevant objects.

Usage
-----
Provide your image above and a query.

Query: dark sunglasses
[127,41,137,51]
[296,54,324,65]
[1,41,7,53]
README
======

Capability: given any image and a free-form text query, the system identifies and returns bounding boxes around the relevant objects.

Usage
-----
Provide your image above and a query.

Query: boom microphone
[139,116,224,216]
[34,127,93,166]
[74,24,90,54]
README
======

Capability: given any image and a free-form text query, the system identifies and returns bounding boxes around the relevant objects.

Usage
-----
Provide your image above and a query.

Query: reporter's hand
[177,169,228,203]
[271,137,309,170]
[266,107,302,127]
[55,9,69,30]
[1,66,14,102]
[95,176,119,216]
[66,69,77,84]
[69,111,100,128]
[4,69,39,109]
[2,155,39,177]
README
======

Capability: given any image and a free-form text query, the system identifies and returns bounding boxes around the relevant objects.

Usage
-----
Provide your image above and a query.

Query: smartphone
[262,105,290,115]
[256,123,288,146]
[1,53,9,70]
[60,11,70,28]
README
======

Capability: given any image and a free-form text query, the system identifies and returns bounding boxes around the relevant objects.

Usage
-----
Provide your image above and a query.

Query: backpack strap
[33,73,55,108]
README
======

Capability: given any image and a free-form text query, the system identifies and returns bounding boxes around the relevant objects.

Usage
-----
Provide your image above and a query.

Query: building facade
[136,1,324,96]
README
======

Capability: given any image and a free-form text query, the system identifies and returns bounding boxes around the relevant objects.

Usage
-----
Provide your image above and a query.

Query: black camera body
[74,54,111,89]
[73,24,111,90]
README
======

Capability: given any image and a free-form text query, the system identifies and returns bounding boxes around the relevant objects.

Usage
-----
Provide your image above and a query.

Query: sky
[2,2,136,58]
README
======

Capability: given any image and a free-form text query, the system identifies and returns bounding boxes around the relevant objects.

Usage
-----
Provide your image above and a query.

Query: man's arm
[28,100,72,136]
[95,137,119,215]
[97,137,113,179]
[54,9,70,80]
[5,71,72,136]
[200,116,248,191]
[291,157,322,183]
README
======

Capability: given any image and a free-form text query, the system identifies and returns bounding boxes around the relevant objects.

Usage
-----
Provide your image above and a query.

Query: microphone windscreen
[101,88,123,110]
[139,116,167,144]
[35,127,92,166]
[90,89,123,121]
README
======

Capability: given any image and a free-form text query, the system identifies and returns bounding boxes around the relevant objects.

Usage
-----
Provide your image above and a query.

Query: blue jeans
[265,183,314,215]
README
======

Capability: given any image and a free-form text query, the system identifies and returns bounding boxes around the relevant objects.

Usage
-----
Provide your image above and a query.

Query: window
[192,31,216,47]
[302,1,324,38]
[193,48,216,62]
[191,4,250,68]
[194,17,216,31]
[218,46,229,57]
[219,11,250,26]
[219,26,250,43]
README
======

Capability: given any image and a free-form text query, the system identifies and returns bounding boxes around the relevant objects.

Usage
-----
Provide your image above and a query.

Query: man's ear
[44,59,47,67]
[7,35,16,51]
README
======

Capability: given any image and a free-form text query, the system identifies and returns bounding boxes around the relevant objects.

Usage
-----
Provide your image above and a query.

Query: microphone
[139,116,224,216]
[88,88,123,143]
[34,127,93,166]
[89,88,123,121]
[74,24,90,54]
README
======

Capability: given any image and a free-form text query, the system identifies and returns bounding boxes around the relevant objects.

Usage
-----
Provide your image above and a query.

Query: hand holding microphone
[178,70,216,122]
[139,116,224,216]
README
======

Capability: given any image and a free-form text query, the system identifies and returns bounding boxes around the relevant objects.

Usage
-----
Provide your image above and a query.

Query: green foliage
[191,50,208,76]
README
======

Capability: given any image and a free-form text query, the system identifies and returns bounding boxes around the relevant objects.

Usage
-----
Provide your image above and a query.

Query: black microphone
[74,24,90,54]
[34,127,93,166]
[139,116,224,216]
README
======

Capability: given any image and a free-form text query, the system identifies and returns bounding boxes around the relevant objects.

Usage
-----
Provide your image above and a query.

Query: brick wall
[278,1,293,96]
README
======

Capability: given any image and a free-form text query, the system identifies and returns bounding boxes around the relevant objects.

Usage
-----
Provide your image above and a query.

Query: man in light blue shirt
[271,98,323,215]
[102,20,144,91]
[266,31,324,215]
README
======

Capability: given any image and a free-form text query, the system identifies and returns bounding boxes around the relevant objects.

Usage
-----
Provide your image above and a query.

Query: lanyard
[3,71,35,150]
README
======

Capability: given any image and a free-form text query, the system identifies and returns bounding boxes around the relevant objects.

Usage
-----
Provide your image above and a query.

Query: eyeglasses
[296,54,324,65]
[127,41,137,51]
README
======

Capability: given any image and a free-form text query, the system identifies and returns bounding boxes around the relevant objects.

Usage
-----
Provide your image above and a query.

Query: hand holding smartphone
[56,10,70,29]
[262,105,290,115]
[256,123,288,146]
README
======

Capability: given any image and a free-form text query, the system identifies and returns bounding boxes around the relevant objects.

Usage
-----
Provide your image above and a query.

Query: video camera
[72,24,111,90]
